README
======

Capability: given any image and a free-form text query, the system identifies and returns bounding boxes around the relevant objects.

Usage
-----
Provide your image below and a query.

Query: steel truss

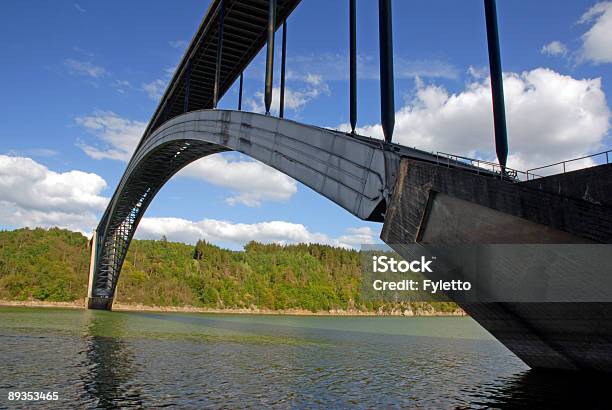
[92,140,226,299]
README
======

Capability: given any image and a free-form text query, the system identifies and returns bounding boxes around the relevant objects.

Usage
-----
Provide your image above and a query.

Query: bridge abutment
[87,296,114,310]
[381,159,612,372]
[87,229,113,311]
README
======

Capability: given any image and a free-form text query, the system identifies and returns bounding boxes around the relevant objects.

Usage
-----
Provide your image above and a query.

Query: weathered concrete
[90,110,457,310]
[87,296,114,310]
[382,159,612,372]
[129,110,402,222]
[421,193,589,244]
[87,229,97,300]
[523,163,612,207]
[381,159,612,244]
[86,229,100,309]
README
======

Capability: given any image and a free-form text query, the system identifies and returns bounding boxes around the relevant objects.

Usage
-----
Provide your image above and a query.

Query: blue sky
[1,1,611,249]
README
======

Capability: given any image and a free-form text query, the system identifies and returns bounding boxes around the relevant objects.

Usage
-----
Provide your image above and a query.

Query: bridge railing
[436,149,612,183]
[526,149,612,180]
[434,151,538,182]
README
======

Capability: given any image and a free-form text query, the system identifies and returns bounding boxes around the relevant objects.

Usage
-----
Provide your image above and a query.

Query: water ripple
[1,308,610,408]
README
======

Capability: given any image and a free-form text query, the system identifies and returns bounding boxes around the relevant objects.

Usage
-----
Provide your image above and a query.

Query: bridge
[87,0,612,372]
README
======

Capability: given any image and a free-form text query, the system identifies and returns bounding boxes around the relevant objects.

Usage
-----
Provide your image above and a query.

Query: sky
[0,0,611,250]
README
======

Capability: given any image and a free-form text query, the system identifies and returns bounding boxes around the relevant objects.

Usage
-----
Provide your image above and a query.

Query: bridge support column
[87,296,113,310]
[213,0,225,108]
[484,0,509,170]
[86,229,96,303]
[378,0,395,143]
[349,0,357,134]
[279,19,287,118]
[264,0,276,115]
[238,72,243,110]
[86,229,113,310]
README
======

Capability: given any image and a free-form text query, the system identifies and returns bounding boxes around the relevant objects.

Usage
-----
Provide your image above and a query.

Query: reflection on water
[81,311,143,407]
[1,307,611,408]
[466,370,612,409]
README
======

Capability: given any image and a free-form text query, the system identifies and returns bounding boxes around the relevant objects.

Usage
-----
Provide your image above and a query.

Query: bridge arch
[89,109,400,309]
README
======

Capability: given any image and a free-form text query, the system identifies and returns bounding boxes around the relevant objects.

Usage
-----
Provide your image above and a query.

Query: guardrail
[435,149,612,182]
[434,152,538,182]
[526,149,612,179]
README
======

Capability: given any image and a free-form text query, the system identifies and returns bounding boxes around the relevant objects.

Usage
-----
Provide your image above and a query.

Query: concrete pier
[381,159,612,371]
[87,229,114,310]
[87,296,114,310]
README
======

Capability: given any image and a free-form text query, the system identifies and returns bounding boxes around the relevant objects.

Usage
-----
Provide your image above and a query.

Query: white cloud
[393,57,460,80]
[335,227,379,248]
[136,217,377,249]
[341,68,610,172]
[74,3,86,13]
[247,73,330,114]
[111,79,132,94]
[164,66,176,76]
[76,112,298,205]
[0,155,108,233]
[578,1,612,64]
[180,154,297,207]
[169,40,188,49]
[541,41,568,56]
[142,78,167,100]
[63,58,106,78]
[141,67,176,101]
[76,111,146,161]
[6,148,59,158]
[466,66,488,80]
[0,156,369,247]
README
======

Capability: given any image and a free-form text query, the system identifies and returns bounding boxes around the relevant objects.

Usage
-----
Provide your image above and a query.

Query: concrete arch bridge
[88,0,612,373]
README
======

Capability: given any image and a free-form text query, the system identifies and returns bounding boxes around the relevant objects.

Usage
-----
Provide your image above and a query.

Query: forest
[0,227,460,314]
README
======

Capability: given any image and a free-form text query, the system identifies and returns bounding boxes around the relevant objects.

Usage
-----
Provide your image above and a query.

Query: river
[0,307,610,408]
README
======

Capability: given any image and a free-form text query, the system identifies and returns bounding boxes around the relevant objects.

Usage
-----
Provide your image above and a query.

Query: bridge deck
[141,0,301,147]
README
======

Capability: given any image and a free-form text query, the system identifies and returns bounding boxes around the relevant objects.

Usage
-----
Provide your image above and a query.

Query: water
[0,307,610,408]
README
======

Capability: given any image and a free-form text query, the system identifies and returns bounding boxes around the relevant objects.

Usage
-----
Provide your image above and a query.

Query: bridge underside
[88,138,227,309]
[141,0,301,143]
[90,109,436,307]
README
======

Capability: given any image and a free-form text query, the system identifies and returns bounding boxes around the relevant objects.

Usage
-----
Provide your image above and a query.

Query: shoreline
[0,299,466,317]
